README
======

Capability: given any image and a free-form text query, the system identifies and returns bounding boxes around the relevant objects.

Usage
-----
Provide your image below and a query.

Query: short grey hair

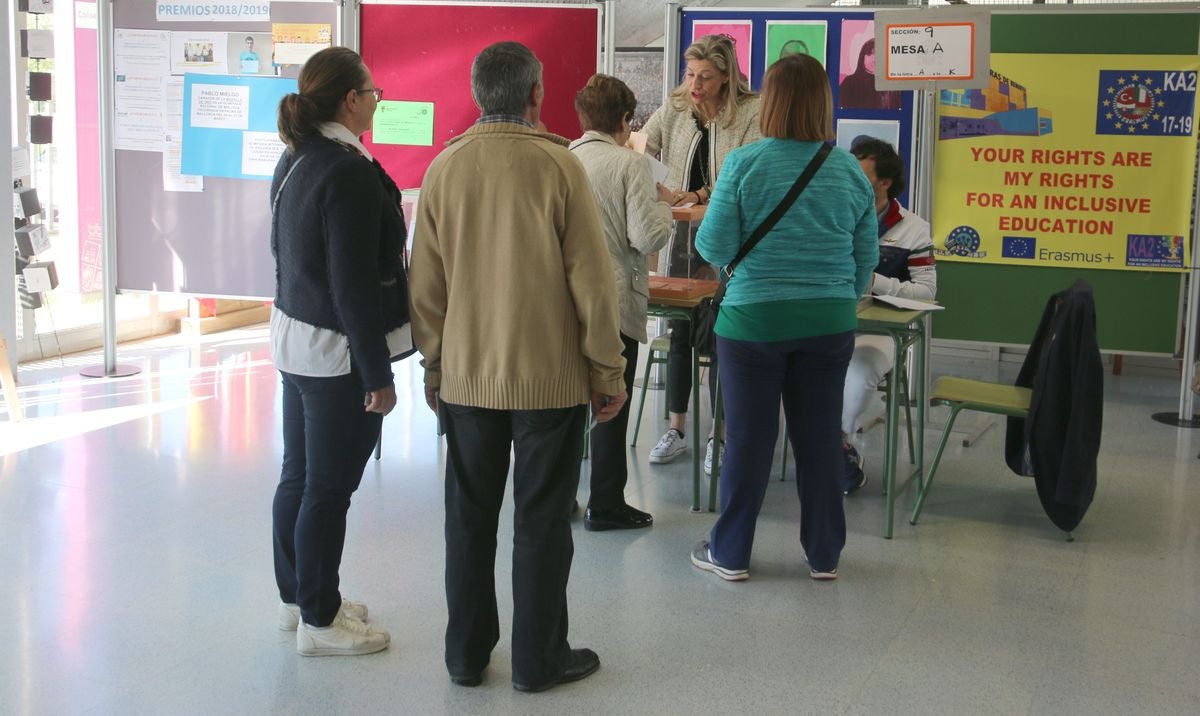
[471,42,542,116]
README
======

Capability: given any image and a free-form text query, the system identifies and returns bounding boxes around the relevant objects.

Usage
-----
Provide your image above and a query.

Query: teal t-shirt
[716,298,857,341]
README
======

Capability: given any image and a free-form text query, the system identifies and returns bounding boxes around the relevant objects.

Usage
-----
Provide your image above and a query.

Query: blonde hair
[668,35,757,128]
[759,53,834,141]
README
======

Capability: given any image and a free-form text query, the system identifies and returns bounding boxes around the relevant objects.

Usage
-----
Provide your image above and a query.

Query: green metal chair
[908,376,1049,528]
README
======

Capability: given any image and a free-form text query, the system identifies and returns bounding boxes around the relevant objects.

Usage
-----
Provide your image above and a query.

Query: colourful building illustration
[939,70,1053,138]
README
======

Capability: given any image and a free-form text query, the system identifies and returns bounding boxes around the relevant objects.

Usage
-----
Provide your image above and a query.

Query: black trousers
[272,370,382,627]
[588,333,639,510]
[442,401,586,684]
[667,318,718,417]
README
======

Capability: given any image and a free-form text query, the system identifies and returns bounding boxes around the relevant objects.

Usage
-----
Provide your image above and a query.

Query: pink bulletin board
[360,2,601,189]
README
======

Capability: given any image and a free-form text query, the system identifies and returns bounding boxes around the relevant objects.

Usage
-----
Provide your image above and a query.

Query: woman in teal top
[689,53,878,583]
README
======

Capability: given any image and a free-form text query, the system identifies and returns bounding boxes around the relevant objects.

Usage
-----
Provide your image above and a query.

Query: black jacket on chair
[1005,280,1103,532]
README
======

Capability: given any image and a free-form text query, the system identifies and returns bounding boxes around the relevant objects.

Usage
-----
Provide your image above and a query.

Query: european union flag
[1096,70,1197,136]
[1002,236,1036,259]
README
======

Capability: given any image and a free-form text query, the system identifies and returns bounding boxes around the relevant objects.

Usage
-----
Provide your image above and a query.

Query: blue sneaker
[842,444,866,495]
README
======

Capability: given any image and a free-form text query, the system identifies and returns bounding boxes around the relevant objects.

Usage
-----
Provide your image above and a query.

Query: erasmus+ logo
[1002,236,1036,259]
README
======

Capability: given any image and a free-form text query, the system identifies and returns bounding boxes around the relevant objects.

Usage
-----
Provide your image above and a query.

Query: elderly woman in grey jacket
[640,34,762,474]
[569,74,673,531]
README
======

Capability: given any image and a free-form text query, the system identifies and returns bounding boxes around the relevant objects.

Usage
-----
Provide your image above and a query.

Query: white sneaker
[649,429,688,464]
[703,438,724,476]
[296,607,390,656]
[279,599,368,631]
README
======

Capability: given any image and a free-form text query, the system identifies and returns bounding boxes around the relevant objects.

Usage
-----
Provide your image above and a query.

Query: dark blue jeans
[708,331,855,573]
[272,370,382,627]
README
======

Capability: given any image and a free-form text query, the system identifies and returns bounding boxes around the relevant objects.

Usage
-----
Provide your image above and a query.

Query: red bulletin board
[360,2,601,189]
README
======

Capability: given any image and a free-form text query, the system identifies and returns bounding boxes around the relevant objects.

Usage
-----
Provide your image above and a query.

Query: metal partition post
[915,83,937,398]
[342,0,358,51]
[603,1,615,75]
[1177,148,1200,421]
[663,3,680,103]
[81,0,138,379]
[1,0,15,362]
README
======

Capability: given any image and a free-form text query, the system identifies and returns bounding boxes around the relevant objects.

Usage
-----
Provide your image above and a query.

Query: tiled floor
[1,326,1197,714]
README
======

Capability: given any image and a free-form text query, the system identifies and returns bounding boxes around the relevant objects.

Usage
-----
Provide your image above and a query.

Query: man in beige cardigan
[410,41,627,694]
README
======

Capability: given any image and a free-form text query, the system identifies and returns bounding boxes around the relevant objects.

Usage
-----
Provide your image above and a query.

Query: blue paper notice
[181,74,295,179]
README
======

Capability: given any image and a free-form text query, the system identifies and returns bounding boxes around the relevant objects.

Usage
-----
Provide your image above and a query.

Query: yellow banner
[933,54,1199,272]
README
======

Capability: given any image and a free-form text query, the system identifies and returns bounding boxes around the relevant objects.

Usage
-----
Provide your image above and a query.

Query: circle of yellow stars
[1102,73,1166,132]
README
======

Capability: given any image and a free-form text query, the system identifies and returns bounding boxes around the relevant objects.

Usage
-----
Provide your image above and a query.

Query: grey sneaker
[690,540,748,581]
[802,551,838,581]
[649,428,688,464]
[279,599,368,631]
[703,438,724,476]
[296,607,390,656]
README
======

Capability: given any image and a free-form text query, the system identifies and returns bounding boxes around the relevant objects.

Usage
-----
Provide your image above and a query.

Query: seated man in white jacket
[842,137,937,494]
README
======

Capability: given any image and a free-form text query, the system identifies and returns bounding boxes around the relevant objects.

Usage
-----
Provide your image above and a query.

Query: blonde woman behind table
[640,34,762,474]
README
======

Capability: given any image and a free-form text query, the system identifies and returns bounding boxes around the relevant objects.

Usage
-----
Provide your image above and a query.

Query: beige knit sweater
[410,122,626,409]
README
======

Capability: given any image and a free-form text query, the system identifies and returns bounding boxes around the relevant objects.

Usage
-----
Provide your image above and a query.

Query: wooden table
[647,277,719,512]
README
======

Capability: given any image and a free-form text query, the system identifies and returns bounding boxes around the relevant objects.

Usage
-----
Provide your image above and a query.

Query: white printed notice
[241,131,284,177]
[163,77,203,192]
[874,8,989,89]
[115,29,171,152]
[190,83,250,130]
[883,22,975,81]
[156,1,270,23]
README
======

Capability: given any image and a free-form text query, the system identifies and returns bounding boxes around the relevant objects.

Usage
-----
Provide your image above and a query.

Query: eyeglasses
[357,88,384,101]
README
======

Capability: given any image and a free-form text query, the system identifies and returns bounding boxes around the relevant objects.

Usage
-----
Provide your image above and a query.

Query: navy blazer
[270,136,410,391]
[1005,279,1103,532]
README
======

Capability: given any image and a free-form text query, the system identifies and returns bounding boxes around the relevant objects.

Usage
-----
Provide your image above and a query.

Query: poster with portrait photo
[170,32,227,75]
[838,20,900,111]
[766,21,827,69]
[690,21,752,82]
[614,50,664,131]
[835,119,901,154]
[228,32,273,76]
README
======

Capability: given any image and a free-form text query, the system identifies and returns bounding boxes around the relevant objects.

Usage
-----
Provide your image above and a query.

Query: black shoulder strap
[725,142,832,277]
[569,138,608,152]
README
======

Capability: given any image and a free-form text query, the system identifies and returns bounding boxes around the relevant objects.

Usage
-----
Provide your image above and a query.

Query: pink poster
[838,19,900,111]
[75,1,103,292]
[691,21,753,82]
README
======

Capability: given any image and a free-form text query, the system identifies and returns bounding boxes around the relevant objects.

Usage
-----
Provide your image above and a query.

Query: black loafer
[450,671,483,687]
[584,505,653,531]
[512,648,600,692]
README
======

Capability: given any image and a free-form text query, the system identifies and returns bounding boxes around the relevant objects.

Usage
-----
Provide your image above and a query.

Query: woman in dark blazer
[270,47,410,656]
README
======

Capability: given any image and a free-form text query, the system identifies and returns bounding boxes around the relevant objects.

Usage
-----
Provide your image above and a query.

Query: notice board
[932,12,1197,353]
[678,7,917,209]
[359,1,601,190]
[112,0,337,298]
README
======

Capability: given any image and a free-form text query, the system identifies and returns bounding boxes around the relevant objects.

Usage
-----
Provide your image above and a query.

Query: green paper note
[372,101,434,146]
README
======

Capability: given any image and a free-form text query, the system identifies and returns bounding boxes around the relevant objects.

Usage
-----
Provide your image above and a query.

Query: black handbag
[690,143,832,354]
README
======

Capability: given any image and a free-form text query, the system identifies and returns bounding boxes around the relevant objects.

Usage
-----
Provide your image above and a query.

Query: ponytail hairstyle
[277,47,370,151]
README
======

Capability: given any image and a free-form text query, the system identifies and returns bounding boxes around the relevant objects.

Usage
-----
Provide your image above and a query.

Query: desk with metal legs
[855,304,932,539]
